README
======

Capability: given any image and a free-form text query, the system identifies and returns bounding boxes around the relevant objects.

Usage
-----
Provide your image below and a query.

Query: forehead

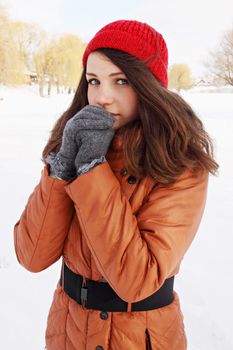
[86,51,123,75]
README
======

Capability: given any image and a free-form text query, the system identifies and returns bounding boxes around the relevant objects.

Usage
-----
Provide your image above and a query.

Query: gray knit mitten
[74,105,115,175]
[46,105,115,180]
[46,117,81,180]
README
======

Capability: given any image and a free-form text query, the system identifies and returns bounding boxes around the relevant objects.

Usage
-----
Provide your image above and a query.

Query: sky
[1,0,233,79]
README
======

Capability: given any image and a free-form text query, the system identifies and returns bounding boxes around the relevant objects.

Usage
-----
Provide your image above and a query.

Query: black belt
[59,261,174,312]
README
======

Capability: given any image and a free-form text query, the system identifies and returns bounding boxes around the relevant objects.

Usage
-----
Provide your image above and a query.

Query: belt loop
[81,276,88,307]
[82,276,87,288]
[127,302,132,312]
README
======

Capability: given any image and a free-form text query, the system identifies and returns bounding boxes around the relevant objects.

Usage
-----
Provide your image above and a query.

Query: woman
[14,19,219,349]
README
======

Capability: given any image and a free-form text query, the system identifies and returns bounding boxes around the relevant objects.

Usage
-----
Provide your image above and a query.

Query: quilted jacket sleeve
[64,162,209,303]
[13,164,75,272]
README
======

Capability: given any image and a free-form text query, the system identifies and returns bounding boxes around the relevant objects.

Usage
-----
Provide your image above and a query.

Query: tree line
[0,5,85,96]
[0,5,232,95]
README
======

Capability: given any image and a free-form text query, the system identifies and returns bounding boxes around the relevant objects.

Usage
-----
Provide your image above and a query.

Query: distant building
[24,69,38,84]
[194,79,212,87]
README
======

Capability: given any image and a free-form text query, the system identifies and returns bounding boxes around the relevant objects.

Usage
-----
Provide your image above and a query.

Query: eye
[87,78,99,85]
[117,79,128,85]
[86,78,129,86]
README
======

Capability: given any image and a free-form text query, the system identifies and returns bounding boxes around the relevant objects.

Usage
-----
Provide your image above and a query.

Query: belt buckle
[81,277,88,307]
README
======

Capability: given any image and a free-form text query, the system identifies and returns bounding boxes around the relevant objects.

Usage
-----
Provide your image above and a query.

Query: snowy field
[0,84,232,350]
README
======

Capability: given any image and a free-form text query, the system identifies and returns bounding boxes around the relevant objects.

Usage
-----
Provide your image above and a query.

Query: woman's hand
[46,113,82,180]
[46,105,115,180]
[74,105,115,174]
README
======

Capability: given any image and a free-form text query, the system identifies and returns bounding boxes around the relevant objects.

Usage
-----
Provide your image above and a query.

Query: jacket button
[95,346,104,350]
[100,311,108,320]
[120,168,128,176]
[127,175,137,184]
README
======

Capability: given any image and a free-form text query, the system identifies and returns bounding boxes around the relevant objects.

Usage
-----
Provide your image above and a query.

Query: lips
[106,111,118,115]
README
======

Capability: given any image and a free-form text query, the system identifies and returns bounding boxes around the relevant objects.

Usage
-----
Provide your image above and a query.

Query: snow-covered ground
[0,84,232,350]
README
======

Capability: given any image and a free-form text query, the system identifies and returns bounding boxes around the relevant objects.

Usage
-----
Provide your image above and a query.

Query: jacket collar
[106,131,125,171]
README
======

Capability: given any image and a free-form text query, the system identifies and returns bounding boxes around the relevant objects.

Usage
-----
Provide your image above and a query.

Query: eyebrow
[86,72,124,77]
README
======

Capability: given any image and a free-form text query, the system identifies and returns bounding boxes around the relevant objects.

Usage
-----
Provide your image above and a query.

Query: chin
[112,122,121,130]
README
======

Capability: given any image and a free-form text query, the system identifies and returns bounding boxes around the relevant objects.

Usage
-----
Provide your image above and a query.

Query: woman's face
[86,51,139,130]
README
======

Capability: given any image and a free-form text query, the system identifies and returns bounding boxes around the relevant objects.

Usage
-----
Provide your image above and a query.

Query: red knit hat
[82,20,168,88]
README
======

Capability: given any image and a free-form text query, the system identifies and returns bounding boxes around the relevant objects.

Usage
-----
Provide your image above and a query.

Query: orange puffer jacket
[14,135,209,350]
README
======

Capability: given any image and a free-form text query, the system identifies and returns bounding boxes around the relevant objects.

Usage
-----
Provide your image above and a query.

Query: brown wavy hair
[42,48,219,185]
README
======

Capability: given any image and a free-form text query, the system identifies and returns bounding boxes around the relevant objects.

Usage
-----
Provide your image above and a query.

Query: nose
[94,86,114,108]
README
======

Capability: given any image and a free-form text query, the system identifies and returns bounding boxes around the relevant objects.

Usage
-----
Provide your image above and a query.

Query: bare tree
[9,20,48,72]
[33,34,85,97]
[203,25,233,86]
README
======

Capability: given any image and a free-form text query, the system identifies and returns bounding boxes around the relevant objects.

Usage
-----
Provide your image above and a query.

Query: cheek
[87,89,92,103]
[87,87,96,104]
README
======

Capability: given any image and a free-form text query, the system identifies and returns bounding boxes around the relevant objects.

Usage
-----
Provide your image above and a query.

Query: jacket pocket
[145,328,152,350]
